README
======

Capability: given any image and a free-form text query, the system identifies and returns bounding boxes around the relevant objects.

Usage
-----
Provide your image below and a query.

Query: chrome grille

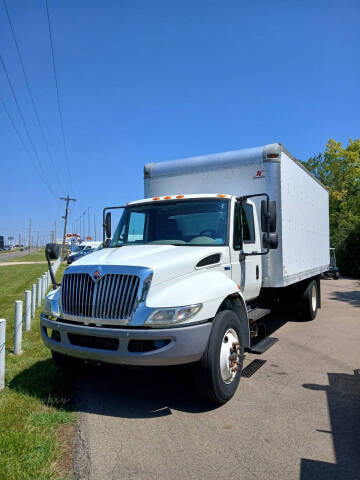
[61,273,140,320]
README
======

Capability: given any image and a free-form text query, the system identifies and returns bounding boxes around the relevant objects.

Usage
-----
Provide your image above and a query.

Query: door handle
[256,265,259,280]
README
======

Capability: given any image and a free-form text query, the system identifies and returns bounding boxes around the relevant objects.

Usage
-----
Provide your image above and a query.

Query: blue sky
[1,0,359,244]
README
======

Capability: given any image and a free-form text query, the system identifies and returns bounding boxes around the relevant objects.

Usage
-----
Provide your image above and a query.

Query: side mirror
[262,232,278,249]
[261,200,277,233]
[105,212,111,239]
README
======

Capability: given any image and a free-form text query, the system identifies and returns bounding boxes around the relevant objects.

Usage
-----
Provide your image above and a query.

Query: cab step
[247,307,271,322]
[248,336,278,354]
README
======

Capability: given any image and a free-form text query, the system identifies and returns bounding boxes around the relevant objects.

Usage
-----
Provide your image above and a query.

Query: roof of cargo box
[144,142,326,189]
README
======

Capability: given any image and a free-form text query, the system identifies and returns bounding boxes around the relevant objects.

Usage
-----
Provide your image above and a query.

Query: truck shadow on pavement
[301,369,360,480]
[73,311,294,419]
[330,287,360,308]
[74,363,217,418]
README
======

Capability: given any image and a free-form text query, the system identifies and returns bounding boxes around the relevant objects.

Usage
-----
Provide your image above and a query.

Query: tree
[302,139,360,277]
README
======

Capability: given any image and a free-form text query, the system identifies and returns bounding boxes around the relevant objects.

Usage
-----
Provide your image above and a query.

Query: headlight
[146,304,202,326]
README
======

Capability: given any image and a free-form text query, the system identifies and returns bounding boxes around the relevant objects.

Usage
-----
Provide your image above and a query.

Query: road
[73,279,360,480]
[0,248,40,262]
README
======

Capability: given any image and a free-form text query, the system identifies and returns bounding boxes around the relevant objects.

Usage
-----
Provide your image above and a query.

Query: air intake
[196,253,221,268]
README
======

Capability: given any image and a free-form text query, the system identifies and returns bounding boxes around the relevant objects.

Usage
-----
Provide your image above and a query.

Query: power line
[0,55,58,199]
[0,96,59,202]
[2,0,66,194]
[45,0,73,194]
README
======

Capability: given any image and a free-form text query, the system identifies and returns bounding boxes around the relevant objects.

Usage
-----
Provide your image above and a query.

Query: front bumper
[40,314,212,366]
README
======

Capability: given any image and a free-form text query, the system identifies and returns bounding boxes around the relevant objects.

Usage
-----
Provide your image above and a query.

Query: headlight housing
[43,288,60,318]
[145,304,202,326]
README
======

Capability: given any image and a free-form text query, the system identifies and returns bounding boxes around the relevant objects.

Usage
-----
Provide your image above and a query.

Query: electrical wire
[0,55,59,201]
[2,0,66,194]
[0,96,59,202]
[45,0,73,194]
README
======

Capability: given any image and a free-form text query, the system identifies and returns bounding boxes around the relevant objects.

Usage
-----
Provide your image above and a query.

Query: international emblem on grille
[93,270,101,280]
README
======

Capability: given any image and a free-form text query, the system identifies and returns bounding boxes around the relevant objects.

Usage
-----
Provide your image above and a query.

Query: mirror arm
[243,249,269,257]
[45,247,60,289]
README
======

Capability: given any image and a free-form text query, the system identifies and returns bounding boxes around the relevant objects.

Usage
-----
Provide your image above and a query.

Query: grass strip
[0,261,76,480]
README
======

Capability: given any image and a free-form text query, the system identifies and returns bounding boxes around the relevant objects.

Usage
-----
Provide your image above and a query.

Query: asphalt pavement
[73,278,360,480]
[0,248,40,262]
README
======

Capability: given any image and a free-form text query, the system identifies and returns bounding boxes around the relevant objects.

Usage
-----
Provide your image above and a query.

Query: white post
[0,319,5,390]
[37,278,42,307]
[14,300,23,355]
[25,290,31,331]
[42,274,46,298]
[31,284,36,317]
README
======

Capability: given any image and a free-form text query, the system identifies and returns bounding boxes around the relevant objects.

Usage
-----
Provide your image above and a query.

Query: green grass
[0,262,76,480]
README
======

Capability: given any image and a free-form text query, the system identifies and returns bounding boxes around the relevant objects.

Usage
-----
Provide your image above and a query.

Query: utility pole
[54,220,57,243]
[93,213,96,241]
[60,195,76,259]
[87,207,90,239]
[28,218,31,254]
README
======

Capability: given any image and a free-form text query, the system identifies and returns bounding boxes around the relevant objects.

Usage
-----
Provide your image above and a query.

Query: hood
[67,244,227,286]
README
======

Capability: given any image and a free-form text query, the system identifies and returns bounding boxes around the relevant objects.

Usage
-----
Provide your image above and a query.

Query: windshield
[110,199,229,247]
[73,245,85,252]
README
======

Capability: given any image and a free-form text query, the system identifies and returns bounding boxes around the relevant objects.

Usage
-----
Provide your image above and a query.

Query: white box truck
[41,143,329,404]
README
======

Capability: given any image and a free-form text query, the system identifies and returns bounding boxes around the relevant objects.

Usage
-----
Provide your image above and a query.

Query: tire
[333,272,340,280]
[301,279,318,321]
[194,309,244,405]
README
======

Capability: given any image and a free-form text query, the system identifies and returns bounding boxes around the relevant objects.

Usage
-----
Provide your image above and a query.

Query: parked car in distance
[67,241,101,265]
[67,243,102,265]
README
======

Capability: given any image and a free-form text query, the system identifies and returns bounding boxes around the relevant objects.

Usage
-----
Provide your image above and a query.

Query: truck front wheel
[301,279,319,321]
[195,309,244,405]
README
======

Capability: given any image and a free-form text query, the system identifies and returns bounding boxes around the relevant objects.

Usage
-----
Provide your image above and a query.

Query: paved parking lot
[74,278,360,480]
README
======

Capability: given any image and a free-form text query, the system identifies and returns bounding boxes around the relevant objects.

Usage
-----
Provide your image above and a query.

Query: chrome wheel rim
[311,284,317,312]
[220,328,240,384]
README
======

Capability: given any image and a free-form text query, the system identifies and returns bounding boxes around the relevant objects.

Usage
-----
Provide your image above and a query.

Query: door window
[233,202,255,249]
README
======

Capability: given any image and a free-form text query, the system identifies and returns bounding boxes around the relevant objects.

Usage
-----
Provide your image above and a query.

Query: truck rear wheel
[195,309,244,405]
[301,279,319,321]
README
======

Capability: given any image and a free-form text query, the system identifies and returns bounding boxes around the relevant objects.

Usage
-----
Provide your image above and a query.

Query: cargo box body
[144,143,330,288]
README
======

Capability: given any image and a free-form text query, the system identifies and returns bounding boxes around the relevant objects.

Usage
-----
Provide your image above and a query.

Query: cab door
[230,199,262,301]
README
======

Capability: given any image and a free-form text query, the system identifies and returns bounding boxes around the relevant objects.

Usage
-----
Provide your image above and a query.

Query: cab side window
[241,203,255,243]
[233,202,255,250]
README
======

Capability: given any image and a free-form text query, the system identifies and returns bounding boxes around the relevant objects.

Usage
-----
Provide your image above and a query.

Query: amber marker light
[153,197,160,201]
[216,194,227,198]
[175,195,184,199]
[164,196,172,200]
